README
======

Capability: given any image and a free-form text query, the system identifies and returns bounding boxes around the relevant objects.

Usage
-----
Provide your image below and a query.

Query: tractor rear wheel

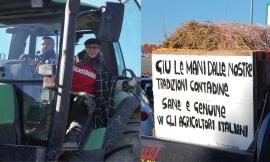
[104,118,140,162]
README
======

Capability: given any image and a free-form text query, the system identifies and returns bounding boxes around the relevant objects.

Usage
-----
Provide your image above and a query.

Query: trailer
[141,49,270,162]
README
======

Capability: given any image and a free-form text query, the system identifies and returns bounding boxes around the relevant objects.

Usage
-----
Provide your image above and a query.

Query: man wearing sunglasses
[77,38,106,73]
[64,38,117,149]
[79,38,116,126]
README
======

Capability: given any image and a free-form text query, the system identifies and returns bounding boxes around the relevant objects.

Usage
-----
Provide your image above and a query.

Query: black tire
[104,118,140,162]
[104,96,141,162]
[103,96,140,149]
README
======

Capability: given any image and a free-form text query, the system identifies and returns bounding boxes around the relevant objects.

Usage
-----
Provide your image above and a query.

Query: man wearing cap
[78,38,116,123]
[64,38,117,148]
[77,38,107,72]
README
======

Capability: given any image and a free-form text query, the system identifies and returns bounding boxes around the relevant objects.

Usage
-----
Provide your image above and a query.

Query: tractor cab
[0,19,62,144]
[0,0,141,161]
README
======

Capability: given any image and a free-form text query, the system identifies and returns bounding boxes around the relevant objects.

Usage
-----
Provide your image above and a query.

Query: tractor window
[0,23,61,81]
[113,42,125,75]
[14,83,52,142]
[0,23,62,142]
[119,0,141,76]
[0,26,11,60]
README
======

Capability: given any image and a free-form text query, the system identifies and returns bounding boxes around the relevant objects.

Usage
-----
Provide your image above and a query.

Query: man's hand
[73,56,79,64]
[19,53,29,60]
[19,54,36,66]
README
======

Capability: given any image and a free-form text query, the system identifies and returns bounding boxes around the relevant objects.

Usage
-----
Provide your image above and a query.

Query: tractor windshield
[0,22,62,142]
[0,23,61,81]
[0,26,10,60]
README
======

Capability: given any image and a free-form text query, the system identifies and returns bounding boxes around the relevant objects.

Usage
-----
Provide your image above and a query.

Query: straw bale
[162,21,270,51]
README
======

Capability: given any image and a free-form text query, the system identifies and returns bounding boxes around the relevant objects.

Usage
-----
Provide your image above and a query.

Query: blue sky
[84,0,141,6]
[82,0,120,6]
[142,0,270,44]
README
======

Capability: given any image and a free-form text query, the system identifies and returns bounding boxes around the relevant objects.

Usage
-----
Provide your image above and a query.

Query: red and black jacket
[72,63,96,95]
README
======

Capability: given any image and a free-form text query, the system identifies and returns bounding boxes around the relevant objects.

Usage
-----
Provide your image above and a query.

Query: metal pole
[224,0,227,20]
[162,13,166,38]
[250,0,253,25]
[46,0,80,160]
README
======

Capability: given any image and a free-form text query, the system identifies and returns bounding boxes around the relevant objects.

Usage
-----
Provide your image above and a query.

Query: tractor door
[0,23,62,145]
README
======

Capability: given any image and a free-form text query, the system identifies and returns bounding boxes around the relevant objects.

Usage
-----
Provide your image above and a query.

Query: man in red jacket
[77,38,117,127]
[64,38,117,149]
[64,62,97,149]
[72,63,96,95]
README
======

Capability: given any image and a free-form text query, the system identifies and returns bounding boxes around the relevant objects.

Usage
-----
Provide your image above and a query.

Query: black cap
[84,38,101,46]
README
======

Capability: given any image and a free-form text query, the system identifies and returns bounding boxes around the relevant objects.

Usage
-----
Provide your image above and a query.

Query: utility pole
[162,13,167,38]
[250,0,253,25]
[224,0,227,20]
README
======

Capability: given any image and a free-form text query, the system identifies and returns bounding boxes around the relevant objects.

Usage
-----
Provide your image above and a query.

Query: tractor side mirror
[97,2,124,42]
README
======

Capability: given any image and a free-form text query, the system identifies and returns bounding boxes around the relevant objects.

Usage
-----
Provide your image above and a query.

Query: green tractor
[0,0,141,161]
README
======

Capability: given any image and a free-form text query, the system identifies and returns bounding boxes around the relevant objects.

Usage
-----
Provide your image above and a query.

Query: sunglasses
[85,46,100,50]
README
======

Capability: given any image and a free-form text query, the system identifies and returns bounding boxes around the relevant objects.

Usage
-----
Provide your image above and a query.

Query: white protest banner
[152,53,254,151]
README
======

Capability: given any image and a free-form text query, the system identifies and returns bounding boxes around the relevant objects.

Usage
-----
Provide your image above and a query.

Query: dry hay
[162,21,270,50]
